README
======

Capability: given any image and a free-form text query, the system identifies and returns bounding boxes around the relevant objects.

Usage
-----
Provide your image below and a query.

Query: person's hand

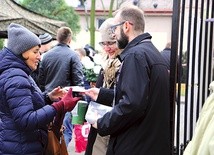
[52,88,80,113]
[48,86,66,101]
[92,121,98,129]
[84,88,100,101]
[61,88,80,111]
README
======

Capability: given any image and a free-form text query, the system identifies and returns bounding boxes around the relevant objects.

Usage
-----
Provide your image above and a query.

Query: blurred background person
[84,44,96,62]
[31,33,53,86]
[160,41,183,81]
[39,26,84,148]
[160,42,171,71]
[75,47,93,104]
[38,32,53,59]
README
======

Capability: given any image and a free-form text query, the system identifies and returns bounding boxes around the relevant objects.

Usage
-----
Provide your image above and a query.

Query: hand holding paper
[48,86,67,101]
[52,88,80,113]
[84,88,100,101]
[85,101,113,125]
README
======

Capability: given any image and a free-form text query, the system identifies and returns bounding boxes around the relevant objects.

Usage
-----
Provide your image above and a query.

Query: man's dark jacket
[39,43,83,92]
[95,33,171,155]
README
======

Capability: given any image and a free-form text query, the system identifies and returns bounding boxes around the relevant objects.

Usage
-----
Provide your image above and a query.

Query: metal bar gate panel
[171,0,214,154]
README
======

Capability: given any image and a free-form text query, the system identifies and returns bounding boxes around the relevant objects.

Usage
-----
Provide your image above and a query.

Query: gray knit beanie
[7,23,41,55]
[39,33,53,45]
[99,18,116,42]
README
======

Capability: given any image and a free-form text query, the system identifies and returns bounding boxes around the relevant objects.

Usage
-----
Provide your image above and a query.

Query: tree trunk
[90,0,96,49]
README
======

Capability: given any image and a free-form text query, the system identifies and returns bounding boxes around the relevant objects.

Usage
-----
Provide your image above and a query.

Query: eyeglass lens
[100,41,116,46]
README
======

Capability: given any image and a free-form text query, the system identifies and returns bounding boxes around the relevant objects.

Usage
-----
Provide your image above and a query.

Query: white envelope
[85,101,113,124]
[63,86,86,92]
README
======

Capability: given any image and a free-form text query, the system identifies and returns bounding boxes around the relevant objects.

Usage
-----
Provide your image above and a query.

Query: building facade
[72,0,173,51]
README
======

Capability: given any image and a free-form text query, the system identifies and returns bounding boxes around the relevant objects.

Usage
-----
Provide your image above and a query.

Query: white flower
[93,54,102,65]
[82,57,94,69]
[81,54,103,82]
[93,65,102,74]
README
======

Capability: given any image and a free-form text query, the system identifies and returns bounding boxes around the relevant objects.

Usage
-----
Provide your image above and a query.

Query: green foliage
[182,51,187,64]
[0,39,4,49]
[83,67,99,82]
[181,51,187,83]
[21,0,80,36]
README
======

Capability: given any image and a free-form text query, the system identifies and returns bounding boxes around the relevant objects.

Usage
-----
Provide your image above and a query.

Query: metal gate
[171,0,214,154]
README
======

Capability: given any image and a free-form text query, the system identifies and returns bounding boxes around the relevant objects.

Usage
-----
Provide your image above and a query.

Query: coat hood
[0,47,31,75]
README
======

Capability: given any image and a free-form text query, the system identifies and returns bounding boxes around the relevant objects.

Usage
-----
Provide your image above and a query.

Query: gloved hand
[52,88,80,113]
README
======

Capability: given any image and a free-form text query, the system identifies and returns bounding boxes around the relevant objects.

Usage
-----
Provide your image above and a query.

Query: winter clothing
[160,46,183,81]
[39,40,84,147]
[0,47,56,155]
[85,49,121,155]
[89,58,121,155]
[184,81,214,155]
[7,23,41,55]
[160,47,171,70]
[63,112,73,147]
[39,43,84,92]
[99,18,116,43]
[52,88,80,113]
[95,33,171,155]
[102,58,121,88]
[39,33,53,45]
[85,69,110,155]
[85,18,121,155]
[31,33,52,86]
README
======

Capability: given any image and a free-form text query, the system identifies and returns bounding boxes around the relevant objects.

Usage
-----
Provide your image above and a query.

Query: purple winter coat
[0,48,56,155]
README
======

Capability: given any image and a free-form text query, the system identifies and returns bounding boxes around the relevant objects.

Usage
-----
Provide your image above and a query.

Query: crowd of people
[0,4,175,155]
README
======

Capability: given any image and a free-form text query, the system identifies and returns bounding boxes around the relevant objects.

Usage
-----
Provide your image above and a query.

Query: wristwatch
[45,93,53,105]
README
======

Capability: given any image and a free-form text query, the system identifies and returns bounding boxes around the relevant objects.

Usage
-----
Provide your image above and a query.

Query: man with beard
[84,5,171,155]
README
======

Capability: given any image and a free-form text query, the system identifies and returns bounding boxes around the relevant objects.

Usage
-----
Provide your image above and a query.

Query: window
[79,0,86,7]
[97,18,106,29]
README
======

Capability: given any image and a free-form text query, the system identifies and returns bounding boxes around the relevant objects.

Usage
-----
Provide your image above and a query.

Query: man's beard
[117,28,129,49]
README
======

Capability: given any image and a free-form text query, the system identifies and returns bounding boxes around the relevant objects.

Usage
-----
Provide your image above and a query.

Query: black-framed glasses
[110,21,133,33]
[110,21,126,33]
[99,41,116,47]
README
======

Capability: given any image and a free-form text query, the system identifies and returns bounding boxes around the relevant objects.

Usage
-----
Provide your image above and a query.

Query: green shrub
[0,39,4,49]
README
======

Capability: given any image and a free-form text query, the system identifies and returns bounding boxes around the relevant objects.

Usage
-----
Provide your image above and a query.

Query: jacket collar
[118,32,152,62]
[57,43,70,48]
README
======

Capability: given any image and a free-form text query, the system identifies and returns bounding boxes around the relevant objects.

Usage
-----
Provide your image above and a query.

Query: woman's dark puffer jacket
[0,48,56,155]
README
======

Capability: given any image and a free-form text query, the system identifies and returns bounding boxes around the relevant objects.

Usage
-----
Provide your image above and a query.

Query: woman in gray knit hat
[0,23,80,154]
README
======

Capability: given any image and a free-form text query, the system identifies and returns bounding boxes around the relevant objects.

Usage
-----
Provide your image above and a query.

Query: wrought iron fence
[171,0,214,154]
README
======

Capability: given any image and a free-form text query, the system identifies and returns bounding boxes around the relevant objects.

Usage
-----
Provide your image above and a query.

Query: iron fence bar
[205,0,211,99]
[171,0,181,154]
[177,0,186,154]
[189,0,199,138]
[201,0,210,106]
[174,0,214,154]
[188,0,195,140]
[184,0,193,145]
[192,0,199,121]
[196,0,205,120]
[207,0,214,86]
[211,0,214,83]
